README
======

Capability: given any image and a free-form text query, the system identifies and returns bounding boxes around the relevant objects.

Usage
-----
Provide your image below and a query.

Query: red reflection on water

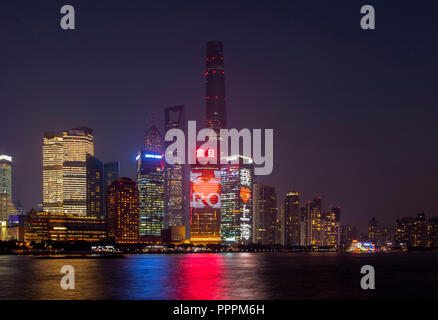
[171,254,229,300]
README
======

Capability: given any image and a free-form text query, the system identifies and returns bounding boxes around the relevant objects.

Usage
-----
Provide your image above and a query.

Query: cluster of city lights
[348,240,376,253]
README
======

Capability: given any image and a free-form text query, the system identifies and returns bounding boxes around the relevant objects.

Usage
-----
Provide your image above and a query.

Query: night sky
[1,0,437,232]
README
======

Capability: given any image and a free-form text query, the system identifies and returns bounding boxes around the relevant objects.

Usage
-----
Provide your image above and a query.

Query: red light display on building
[190,170,221,209]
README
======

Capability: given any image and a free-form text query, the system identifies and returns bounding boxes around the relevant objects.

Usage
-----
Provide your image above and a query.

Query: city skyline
[1,1,438,233]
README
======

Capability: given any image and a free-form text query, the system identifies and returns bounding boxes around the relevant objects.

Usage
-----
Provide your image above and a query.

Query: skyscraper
[309,196,323,246]
[252,183,277,245]
[283,191,300,246]
[103,161,120,217]
[0,155,16,240]
[190,147,222,245]
[106,178,139,244]
[322,206,341,246]
[42,132,64,213]
[340,225,357,249]
[0,155,13,199]
[368,217,379,243]
[205,40,227,133]
[62,127,94,215]
[412,212,427,247]
[428,217,438,247]
[188,41,228,245]
[221,155,254,244]
[164,105,186,229]
[86,155,104,218]
[299,203,310,246]
[144,121,164,154]
[137,150,165,239]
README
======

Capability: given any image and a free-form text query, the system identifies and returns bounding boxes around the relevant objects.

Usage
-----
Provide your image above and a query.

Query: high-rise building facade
[299,204,310,246]
[412,212,427,247]
[428,217,438,247]
[42,132,64,213]
[24,210,106,243]
[309,197,324,246]
[0,155,17,240]
[62,127,94,215]
[0,155,13,199]
[322,206,341,246]
[283,191,300,246]
[144,122,164,154]
[221,155,253,244]
[252,184,277,245]
[86,155,104,218]
[106,178,139,243]
[394,213,429,247]
[340,224,357,249]
[103,161,120,217]
[368,217,379,243]
[164,105,186,229]
[205,41,227,132]
[188,41,228,245]
[137,151,165,239]
[190,147,222,244]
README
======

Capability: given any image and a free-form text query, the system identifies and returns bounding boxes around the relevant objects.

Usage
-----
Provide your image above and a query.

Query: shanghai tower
[205,41,227,132]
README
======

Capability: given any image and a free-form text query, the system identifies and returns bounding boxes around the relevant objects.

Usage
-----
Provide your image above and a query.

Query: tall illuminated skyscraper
[137,151,165,239]
[0,155,13,199]
[252,184,277,245]
[190,146,222,245]
[42,132,64,213]
[188,41,228,245]
[106,177,139,244]
[164,105,186,229]
[205,41,227,132]
[322,206,340,246]
[62,127,94,215]
[284,191,300,246]
[220,155,253,245]
[0,155,17,240]
[309,196,323,246]
[137,123,165,240]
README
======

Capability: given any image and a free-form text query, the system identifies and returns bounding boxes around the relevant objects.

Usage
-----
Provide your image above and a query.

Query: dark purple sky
[1,0,437,232]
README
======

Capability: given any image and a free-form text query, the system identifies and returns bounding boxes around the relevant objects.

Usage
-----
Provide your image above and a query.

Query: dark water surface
[1,252,437,300]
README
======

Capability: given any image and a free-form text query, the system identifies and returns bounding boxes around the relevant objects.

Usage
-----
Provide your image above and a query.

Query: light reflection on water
[1,252,438,300]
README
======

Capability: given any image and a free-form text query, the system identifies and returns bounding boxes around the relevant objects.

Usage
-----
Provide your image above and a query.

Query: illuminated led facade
[43,132,64,213]
[86,155,104,218]
[62,127,94,215]
[106,178,139,243]
[205,41,227,132]
[24,210,106,243]
[164,105,186,229]
[190,168,222,244]
[283,191,300,246]
[252,184,277,245]
[220,155,253,244]
[137,151,165,238]
[190,147,221,244]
